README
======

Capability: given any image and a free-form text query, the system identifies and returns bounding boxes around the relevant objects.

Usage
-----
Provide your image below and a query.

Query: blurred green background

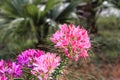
[0,0,120,79]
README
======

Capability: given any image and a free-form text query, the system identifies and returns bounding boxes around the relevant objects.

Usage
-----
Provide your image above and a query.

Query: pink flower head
[8,62,22,78]
[31,53,61,80]
[50,23,91,61]
[79,49,88,58]
[0,60,22,79]
[0,75,8,80]
[0,60,10,76]
[17,49,44,67]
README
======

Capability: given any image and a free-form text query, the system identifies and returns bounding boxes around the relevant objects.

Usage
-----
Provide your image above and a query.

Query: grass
[95,16,120,58]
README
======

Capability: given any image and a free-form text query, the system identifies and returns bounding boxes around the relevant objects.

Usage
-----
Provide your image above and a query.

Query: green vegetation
[96,16,120,58]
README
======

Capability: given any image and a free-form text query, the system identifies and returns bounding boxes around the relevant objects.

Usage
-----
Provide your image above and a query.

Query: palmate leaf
[48,0,80,24]
[1,0,41,17]
[32,0,43,5]
[0,18,36,43]
[56,0,81,20]
[0,18,22,41]
[0,0,38,41]
[48,3,69,20]
[24,4,39,19]
[0,12,14,19]
[45,0,56,12]
[0,19,12,26]
[1,0,28,17]
[37,0,59,23]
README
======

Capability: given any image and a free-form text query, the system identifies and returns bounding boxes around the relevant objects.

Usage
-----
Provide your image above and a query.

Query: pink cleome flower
[17,49,44,67]
[31,53,61,80]
[0,75,8,80]
[50,23,91,61]
[8,62,22,78]
[0,60,22,79]
[0,60,7,75]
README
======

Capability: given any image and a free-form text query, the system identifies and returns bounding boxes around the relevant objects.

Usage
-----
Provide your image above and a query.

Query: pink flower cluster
[0,75,8,80]
[50,23,91,61]
[0,49,61,80]
[31,53,60,80]
[17,49,61,80]
[0,60,22,80]
[17,49,44,67]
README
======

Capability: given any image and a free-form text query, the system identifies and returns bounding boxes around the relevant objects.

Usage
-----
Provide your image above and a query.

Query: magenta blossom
[0,60,22,79]
[50,23,91,61]
[0,75,8,80]
[17,49,44,67]
[8,62,22,78]
[31,53,61,80]
[0,60,7,75]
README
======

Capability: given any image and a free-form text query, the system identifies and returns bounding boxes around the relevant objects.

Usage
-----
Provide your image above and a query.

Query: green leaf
[50,1,80,21]
[45,0,56,12]
[48,3,66,20]
[33,0,43,5]
[57,2,78,18]
[25,4,39,17]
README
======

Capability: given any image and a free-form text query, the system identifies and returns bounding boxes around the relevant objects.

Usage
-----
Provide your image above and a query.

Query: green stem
[52,55,68,79]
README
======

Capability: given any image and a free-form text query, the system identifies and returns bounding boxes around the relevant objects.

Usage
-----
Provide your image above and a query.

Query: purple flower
[0,60,9,75]
[0,60,22,79]
[0,75,8,80]
[8,62,22,78]
[17,49,44,67]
